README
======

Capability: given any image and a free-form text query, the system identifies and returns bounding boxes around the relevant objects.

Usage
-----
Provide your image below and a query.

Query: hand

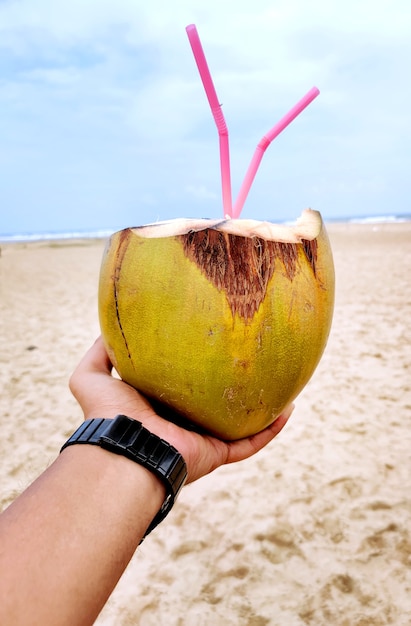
[69,337,294,484]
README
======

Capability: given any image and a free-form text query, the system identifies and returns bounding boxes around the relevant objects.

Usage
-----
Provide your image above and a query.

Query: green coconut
[98,208,334,440]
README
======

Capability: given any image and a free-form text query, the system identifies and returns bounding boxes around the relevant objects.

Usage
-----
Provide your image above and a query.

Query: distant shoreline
[1,213,410,244]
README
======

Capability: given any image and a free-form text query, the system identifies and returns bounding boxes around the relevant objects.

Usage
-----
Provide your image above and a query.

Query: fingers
[78,337,113,374]
[69,337,112,399]
[224,404,295,465]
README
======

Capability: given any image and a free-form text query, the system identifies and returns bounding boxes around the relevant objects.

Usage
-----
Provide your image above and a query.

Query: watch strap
[60,415,187,539]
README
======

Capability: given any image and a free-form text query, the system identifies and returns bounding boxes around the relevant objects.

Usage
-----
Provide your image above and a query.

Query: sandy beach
[1,221,410,625]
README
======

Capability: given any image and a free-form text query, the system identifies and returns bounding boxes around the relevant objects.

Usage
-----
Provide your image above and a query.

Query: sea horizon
[1,212,410,244]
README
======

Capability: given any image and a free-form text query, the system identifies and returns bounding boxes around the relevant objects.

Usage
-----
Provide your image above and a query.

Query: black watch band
[60,415,187,539]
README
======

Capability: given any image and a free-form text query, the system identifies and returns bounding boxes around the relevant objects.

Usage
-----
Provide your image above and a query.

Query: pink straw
[232,86,320,218]
[186,24,233,217]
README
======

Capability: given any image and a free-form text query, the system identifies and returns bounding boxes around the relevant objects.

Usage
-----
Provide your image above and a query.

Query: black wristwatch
[60,415,187,539]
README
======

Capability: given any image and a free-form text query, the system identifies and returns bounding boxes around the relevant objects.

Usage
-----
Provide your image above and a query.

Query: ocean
[0,214,410,244]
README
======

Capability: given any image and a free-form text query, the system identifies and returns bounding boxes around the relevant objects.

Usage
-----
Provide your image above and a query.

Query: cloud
[185,184,218,201]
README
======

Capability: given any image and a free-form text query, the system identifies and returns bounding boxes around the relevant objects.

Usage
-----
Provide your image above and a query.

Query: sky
[1,0,410,236]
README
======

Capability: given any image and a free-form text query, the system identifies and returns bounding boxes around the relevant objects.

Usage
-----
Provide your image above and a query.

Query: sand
[1,222,410,625]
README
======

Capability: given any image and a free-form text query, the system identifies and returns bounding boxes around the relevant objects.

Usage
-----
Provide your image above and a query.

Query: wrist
[60,442,167,510]
[57,444,166,552]
[60,416,188,539]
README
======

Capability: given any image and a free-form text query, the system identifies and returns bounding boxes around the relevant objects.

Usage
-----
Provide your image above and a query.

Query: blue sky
[1,0,410,235]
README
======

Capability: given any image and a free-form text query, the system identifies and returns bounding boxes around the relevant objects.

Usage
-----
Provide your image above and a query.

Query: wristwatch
[60,415,187,539]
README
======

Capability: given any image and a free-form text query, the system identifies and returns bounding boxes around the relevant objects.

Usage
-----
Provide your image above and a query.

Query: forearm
[0,336,292,625]
[0,444,166,626]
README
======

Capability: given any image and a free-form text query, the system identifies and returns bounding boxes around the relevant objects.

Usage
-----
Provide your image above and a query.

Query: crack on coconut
[301,238,318,277]
[113,229,134,362]
[182,230,316,321]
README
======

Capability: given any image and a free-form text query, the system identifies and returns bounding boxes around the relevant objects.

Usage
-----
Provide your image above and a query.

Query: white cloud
[185,184,218,201]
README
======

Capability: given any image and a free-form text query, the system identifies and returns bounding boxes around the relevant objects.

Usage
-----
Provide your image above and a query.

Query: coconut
[98,208,334,440]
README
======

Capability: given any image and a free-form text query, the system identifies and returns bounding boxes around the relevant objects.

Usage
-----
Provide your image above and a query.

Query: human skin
[0,337,293,626]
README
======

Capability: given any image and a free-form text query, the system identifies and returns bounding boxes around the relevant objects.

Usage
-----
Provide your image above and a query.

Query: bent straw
[186,24,233,217]
[232,86,320,219]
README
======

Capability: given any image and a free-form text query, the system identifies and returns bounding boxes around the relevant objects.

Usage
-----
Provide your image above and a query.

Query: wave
[1,214,410,243]
[347,214,410,225]
[0,228,115,243]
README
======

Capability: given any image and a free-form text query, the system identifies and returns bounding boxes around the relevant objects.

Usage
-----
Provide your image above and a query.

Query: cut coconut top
[130,208,323,243]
